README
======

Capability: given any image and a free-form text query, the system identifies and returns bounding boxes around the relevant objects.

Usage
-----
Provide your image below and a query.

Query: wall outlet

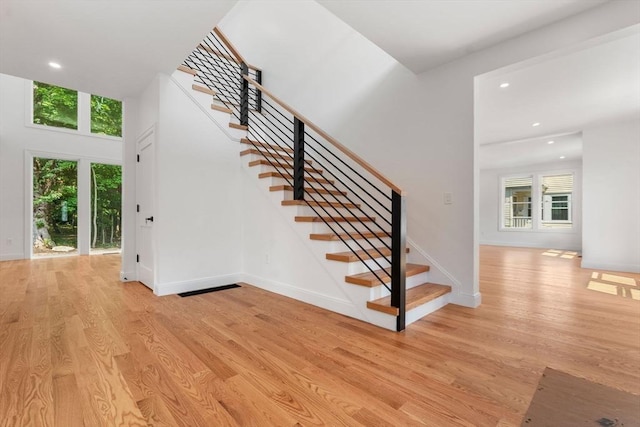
[6,238,12,246]
[265,253,270,264]
[443,192,453,205]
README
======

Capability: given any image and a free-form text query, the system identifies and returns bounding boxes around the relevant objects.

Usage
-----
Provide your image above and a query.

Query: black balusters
[240,62,249,126]
[293,117,305,200]
[391,190,406,331]
[255,69,262,113]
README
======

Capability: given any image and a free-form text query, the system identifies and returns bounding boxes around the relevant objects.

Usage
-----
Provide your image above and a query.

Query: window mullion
[78,92,91,133]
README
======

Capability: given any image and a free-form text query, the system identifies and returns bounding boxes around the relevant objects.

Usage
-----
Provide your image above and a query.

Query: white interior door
[136,129,155,290]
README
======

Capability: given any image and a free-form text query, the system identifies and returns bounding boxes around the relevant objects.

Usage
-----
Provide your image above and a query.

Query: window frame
[499,171,576,233]
[26,80,123,141]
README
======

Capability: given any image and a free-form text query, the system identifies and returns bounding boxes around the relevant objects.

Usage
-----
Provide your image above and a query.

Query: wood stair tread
[309,230,388,242]
[177,65,197,76]
[345,263,430,287]
[269,185,346,196]
[192,84,216,96]
[366,283,451,316]
[213,98,260,113]
[258,172,334,185]
[241,138,293,154]
[282,200,359,209]
[211,103,232,114]
[326,246,409,263]
[296,216,375,223]
[241,149,313,164]
[249,159,323,174]
[229,122,248,131]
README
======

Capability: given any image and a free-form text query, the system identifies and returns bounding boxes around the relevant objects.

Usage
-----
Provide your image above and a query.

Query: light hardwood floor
[0,246,638,426]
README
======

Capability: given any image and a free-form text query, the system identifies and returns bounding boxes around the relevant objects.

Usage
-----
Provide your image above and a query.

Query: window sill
[25,123,123,142]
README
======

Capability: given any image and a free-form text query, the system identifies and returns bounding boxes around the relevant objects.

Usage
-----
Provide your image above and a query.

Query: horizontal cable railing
[181,27,407,331]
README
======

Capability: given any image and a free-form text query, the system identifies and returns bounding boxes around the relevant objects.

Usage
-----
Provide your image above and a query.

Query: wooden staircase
[176,58,452,330]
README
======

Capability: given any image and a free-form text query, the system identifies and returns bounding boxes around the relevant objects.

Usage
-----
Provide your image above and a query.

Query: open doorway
[32,157,78,257]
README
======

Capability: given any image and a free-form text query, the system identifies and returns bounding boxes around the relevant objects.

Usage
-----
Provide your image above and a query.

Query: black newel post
[293,117,305,201]
[255,69,262,113]
[240,62,249,126]
[391,190,406,331]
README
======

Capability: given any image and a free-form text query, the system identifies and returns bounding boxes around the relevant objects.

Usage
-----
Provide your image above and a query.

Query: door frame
[24,150,120,259]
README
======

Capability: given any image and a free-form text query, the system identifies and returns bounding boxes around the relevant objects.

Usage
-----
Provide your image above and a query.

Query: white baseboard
[154,273,244,296]
[480,240,581,251]
[0,253,24,261]
[449,291,482,308]
[581,259,640,274]
[241,273,361,320]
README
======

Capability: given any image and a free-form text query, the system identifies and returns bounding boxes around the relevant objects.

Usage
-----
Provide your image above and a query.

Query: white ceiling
[1,0,637,169]
[479,133,584,170]
[317,0,610,73]
[0,1,237,100]
[477,28,640,169]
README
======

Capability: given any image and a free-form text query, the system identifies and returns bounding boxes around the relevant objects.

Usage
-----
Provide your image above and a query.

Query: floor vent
[178,283,241,297]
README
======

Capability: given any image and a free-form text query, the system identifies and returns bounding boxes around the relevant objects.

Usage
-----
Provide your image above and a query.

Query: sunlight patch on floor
[542,249,578,259]
[587,272,639,300]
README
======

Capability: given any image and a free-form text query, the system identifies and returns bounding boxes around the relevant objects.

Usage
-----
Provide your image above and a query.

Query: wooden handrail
[243,76,405,195]
[213,27,248,67]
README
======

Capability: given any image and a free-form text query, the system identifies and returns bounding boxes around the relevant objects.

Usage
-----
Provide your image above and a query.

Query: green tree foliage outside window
[91,164,122,249]
[91,95,122,137]
[33,158,78,250]
[33,82,78,129]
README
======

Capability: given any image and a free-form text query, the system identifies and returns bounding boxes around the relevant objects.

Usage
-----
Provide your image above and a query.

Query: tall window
[32,82,122,137]
[503,176,532,229]
[33,81,78,130]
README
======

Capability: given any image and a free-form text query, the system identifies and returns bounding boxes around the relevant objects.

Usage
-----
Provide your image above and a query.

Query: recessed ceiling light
[48,62,61,69]
[559,156,566,159]
[499,82,510,88]
[532,122,541,127]
[547,140,555,144]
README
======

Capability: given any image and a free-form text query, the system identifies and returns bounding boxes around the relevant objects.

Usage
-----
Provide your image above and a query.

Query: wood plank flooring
[0,246,638,426]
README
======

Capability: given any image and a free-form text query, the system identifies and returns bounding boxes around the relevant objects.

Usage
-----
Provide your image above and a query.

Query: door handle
[145,216,154,222]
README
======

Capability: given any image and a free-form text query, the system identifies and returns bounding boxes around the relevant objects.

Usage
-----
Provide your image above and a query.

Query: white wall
[120,75,159,280]
[0,73,122,261]
[582,118,640,273]
[218,0,639,305]
[125,74,245,294]
[480,160,583,250]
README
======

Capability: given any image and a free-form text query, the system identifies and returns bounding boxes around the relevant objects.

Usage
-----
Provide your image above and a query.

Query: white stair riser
[365,271,431,300]
[255,165,326,178]
[405,293,450,326]
[306,237,392,258]
[292,205,372,218]
[309,220,382,235]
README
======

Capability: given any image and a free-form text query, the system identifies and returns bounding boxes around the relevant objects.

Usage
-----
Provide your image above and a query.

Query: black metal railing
[181,28,407,331]
[182,29,262,123]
